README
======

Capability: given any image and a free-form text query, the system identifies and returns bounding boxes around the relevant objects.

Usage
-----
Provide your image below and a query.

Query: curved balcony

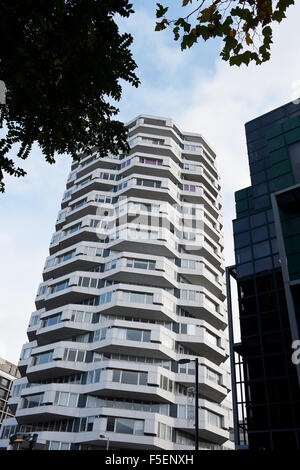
[176,370,229,403]
[107,232,178,259]
[177,331,227,365]
[49,227,105,256]
[15,404,78,425]
[75,156,120,181]
[181,237,222,270]
[102,259,177,289]
[176,417,229,445]
[179,265,225,301]
[36,321,94,346]
[25,360,87,382]
[117,178,180,206]
[182,165,219,197]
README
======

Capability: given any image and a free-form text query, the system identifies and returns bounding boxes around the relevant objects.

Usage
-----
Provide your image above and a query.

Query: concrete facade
[0,115,233,450]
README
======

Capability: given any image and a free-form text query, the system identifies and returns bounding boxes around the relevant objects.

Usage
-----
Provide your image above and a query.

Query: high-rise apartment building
[0,358,20,428]
[0,115,232,450]
[227,100,300,450]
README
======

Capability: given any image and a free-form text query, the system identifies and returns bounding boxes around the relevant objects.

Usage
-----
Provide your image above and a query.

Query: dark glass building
[227,99,300,450]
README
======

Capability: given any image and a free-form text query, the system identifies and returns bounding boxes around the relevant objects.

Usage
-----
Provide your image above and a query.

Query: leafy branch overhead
[155,0,294,66]
[0,0,139,192]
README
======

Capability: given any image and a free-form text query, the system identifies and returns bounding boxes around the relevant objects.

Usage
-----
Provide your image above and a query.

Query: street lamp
[99,434,110,450]
[178,357,199,451]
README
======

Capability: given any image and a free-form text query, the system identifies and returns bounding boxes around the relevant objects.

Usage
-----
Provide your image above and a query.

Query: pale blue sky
[1,1,300,363]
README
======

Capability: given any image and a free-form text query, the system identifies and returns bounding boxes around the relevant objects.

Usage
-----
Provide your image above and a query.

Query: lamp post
[178,357,199,451]
[99,434,110,450]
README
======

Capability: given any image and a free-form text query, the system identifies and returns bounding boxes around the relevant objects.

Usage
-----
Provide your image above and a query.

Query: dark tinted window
[235,231,251,248]
[250,212,266,228]
[252,226,268,243]
[236,246,252,264]
[255,257,273,272]
[253,241,271,259]
[233,217,249,233]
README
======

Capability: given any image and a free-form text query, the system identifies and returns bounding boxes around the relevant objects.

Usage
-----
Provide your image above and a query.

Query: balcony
[176,364,230,403]
[43,245,104,281]
[179,263,225,300]
[102,257,177,289]
[182,164,219,197]
[177,292,227,330]
[107,226,178,259]
[116,177,180,205]
[177,329,228,365]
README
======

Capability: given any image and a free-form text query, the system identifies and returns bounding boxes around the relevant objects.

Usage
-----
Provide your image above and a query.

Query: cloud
[119,2,300,265]
[1,2,299,362]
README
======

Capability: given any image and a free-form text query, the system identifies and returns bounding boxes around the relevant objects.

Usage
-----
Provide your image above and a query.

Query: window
[107,417,144,435]
[116,328,150,343]
[253,241,271,259]
[104,259,118,271]
[71,310,92,323]
[141,137,164,146]
[250,212,266,228]
[236,262,253,277]
[206,330,219,346]
[37,285,47,296]
[95,194,112,204]
[66,223,82,235]
[93,328,108,342]
[71,198,87,211]
[57,250,75,263]
[83,246,103,257]
[160,375,174,393]
[181,289,199,302]
[207,410,222,428]
[30,314,40,326]
[236,246,252,264]
[252,226,268,243]
[22,393,44,409]
[77,176,92,187]
[45,257,55,269]
[139,157,163,166]
[136,178,161,188]
[48,441,70,451]
[79,416,95,432]
[234,231,251,248]
[126,258,156,270]
[43,314,62,328]
[233,217,249,233]
[51,280,69,293]
[121,291,153,305]
[112,369,147,386]
[0,377,10,388]
[33,351,53,365]
[51,233,61,245]
[54,392,78,407]
[78,276,101,289]
[157,422,172,441]
[21,347,32,360]
[63,349,86,362]
[206,368,221,384]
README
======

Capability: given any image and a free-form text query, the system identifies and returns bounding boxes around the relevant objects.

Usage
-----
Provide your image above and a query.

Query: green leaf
[156,3,169,18]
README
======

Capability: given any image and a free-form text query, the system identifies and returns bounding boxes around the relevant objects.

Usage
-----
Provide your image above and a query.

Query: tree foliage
[155,0,294,66]
[0,0,139,192]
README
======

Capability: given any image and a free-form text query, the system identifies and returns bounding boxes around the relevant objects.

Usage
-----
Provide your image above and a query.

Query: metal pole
[195,357,199,451]
[226,266,240,448]
[106,437,109,451]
